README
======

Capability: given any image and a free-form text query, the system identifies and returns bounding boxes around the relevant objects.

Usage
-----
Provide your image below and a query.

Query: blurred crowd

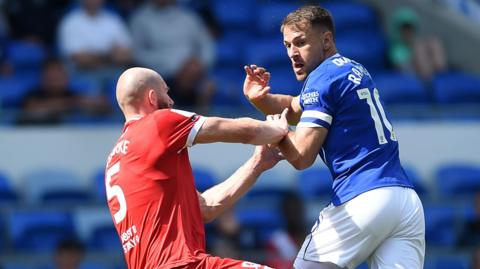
[0,0,466,125]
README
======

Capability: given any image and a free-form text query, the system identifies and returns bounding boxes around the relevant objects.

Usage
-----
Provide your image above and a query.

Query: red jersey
[105,109,207,269]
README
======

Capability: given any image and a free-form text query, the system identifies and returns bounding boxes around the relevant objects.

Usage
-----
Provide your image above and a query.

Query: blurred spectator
[265,192,307,269]
[5,0,69,46]
[210,208,242,260]
[388,7,447,81]
[107,0,145,18]
[58,0,132,91]
[130,0,216,109]
[17,58,110,125]
[54,239,85,269]
[459,193,480,246]
[474,247,480,269]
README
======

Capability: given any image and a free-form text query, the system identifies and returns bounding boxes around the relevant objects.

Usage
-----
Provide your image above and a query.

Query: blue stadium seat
[236,207,285,247]
[402,166,429,197]
[268,67,303,96]
[322,2,378,33]
[433,255,471,269]
[0,72,40,108]
[40,261,111,269]
[355,262,369,269]
[6,40,46,72]
[22,169,92,205]
[424,205,457,246]
[297,167,333,200]
[0,171,19,203]
[192,167,216,192]
[211,0,255,29]
[9,210,74,252]
[74,207,120,252]
[432,72,480,104]
[244,38,290,69]
[336,30,387,72]
[374,73,428,104]
[257,3,300,35]
[216,32,248,68]
[211,67,246,107]
[93,168,106,202]
[2,263,34,269]
[435,164,480,197]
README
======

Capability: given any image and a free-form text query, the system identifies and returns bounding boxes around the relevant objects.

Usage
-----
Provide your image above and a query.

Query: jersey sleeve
[154,109,206,152]
[298,76,335,129]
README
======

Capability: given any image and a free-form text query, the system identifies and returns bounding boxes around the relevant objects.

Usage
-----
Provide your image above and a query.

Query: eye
[284,43,291,49]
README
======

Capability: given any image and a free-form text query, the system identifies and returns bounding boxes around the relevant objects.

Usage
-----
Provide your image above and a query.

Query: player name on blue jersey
[298,53,413,205]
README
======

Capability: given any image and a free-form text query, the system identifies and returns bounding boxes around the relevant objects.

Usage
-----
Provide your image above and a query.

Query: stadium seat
[192,167,216,192]
[244,38,290,69]
[297,167,333,200]
[6,40,46,72]
[211,0,255,29]
[374,73,428,104]
[74,207,120,252]
[355,262,369,269]
[8,210,74,252]
[2,263,34,269]
[215,32,248,68]
[433,255,471,269]
[236,207,285,248]
[432,72,480,104]
[268,67,303,96]
[257,3,300,35]
[423,205,457,246]
[0,72,40,108]
[93,168,107,202]
[211,67,246,107]
[336,30,387,72]
[435,164,480,197]
[322,2,378,33]
[22,169,92,205]
[0,171,19,203]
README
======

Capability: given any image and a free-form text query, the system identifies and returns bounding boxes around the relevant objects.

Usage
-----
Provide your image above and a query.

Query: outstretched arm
[198,145,283,223]
[193,108,289,146]
[243,65,302,125]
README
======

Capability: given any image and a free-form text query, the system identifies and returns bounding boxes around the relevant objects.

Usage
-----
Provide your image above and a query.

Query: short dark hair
[281,5,335,38]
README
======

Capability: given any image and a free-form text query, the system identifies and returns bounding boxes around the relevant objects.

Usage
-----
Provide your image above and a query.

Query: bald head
[116,67,173,119]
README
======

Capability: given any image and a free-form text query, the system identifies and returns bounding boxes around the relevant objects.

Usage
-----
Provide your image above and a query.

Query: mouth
[293,62,305,74]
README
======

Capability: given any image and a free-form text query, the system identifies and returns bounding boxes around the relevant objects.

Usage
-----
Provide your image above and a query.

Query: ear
[323,31,334,51]
[147,89,157,107]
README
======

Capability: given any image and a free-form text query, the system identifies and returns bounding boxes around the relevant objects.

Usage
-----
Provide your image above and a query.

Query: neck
[324,49,338,60]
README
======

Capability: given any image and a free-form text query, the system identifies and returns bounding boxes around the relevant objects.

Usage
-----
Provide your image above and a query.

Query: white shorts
[294,186,425,269]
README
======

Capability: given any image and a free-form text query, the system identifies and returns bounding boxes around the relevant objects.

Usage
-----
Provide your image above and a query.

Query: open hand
[243,65,271,101]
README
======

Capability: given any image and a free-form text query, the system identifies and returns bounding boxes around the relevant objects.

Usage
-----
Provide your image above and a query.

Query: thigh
[298,187,404,269]
[369,189,425,269]
[192,256,272,269]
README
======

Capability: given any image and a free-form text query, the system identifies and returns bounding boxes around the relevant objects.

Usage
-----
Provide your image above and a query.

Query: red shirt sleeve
[153,109,205,152]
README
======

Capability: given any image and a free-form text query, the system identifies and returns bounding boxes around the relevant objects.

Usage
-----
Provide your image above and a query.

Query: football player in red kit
[106,67,287,269]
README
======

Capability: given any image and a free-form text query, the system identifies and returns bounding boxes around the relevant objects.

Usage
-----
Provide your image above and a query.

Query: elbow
[290,156,314,170]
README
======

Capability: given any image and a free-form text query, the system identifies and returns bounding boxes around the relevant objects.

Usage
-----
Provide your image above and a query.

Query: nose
[288,46,299,59]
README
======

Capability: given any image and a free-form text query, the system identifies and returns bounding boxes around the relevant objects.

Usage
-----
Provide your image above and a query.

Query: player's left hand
[252,145,284,172]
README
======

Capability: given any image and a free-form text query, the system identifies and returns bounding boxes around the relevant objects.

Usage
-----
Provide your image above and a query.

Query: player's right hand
[243,64,271,102]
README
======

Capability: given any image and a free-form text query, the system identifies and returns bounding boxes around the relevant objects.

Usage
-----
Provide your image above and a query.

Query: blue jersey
[298,53,413,205]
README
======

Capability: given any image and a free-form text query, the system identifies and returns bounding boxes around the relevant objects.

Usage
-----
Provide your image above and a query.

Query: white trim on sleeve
[297,122,325,128]
[186,116,206,147]
[300,110,333,124]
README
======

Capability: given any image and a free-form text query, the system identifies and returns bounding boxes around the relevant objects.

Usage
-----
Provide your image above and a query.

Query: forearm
[277,131,319,170]
[194,117,286,145]
[199,157,263,222]
[250,94,300,125]
[250,93,293,115]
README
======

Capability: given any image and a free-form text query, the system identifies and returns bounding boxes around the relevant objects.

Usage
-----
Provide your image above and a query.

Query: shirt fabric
[105,109,207,269]
[298,53,413,205]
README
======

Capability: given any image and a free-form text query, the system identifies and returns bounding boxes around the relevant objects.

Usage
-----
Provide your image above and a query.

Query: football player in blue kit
[243,5,425,269]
